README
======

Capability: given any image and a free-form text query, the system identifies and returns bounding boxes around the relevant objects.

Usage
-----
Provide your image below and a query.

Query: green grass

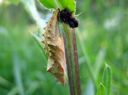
[0,0,128,95]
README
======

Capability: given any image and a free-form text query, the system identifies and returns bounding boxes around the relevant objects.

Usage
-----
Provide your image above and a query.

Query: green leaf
[39,0,56,9]
[39,0,76,12]
[96,83,106,95]
[102,64,112,95]
[59,0,76,12]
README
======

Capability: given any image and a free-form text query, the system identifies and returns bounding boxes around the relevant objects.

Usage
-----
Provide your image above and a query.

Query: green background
[0,0,128,95]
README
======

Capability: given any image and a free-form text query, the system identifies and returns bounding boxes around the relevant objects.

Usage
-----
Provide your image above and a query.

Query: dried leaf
[42,9,67,84]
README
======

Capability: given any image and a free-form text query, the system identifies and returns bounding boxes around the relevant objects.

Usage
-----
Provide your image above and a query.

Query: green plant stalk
[102,64,112,95]
[63,24,81,95]
[96,83,106,95]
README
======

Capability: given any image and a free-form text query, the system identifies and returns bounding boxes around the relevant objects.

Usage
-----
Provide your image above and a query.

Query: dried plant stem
[63,24,81,95]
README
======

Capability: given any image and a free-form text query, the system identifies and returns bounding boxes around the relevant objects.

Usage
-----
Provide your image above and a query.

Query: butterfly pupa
[42,9,67,84]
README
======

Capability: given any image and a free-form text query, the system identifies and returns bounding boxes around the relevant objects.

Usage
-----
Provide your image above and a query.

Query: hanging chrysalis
[42,9,67,84]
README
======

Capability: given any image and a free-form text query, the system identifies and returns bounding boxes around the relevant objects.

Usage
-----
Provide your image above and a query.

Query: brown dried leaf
[42,9,67,84]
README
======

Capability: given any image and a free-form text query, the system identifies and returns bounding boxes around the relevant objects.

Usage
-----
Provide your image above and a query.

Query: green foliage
[102,64,112,95]
[96,64,112,95]
[58,0,76,12]
[96,83,106,95]
[39,0,76,12]
[0,0,128,95]
[39,0,56,9]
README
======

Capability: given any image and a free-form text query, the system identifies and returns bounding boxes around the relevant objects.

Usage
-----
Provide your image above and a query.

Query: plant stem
[72,28,81,95]
[62,24,81,95]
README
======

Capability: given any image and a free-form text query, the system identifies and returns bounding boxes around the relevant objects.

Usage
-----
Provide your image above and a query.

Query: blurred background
[0,0,128,95]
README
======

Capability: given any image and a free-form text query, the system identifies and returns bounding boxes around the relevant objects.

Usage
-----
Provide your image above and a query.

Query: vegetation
[0,0,128,95]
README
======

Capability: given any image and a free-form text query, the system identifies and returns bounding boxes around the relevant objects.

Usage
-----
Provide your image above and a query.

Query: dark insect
[59,8,78,28]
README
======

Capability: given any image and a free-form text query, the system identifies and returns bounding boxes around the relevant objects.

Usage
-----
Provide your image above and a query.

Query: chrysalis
[42,9,67,84]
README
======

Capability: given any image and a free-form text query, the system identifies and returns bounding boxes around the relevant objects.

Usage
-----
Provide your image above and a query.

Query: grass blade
[96,83,106,95]
[102,64,112,95]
